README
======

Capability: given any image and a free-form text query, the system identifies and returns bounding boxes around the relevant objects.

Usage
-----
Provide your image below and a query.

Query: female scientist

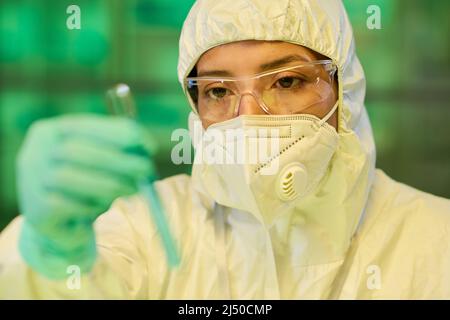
[1,0,449,299]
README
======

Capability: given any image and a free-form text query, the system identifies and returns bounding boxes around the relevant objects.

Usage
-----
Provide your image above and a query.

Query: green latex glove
[17,114,156,280]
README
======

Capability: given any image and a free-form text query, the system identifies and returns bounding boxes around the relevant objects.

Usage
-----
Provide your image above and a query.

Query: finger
[29,193,101,250]
[45,163,138,207]
[56,114,157,154]
[52,137,154,179]
[26,192,103,233]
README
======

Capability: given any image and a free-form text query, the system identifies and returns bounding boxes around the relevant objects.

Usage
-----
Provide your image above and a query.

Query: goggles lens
[186,61,337,123]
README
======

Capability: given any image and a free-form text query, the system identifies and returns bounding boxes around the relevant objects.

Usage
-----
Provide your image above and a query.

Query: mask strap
[318,101,339,127]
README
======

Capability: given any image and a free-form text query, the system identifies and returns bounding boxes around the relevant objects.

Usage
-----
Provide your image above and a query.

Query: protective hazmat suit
[1,0,450,299]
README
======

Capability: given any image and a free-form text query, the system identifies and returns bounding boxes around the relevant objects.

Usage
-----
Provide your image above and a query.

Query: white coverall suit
[1,0,450,299]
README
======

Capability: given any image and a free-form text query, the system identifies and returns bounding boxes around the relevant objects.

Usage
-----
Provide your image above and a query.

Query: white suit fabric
[1,0,450,299]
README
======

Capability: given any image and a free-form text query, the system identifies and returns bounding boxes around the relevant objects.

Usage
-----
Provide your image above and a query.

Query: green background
[0,0,449,230]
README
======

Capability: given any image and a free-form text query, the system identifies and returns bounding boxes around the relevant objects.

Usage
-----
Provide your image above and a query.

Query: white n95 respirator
[190,102,339,227]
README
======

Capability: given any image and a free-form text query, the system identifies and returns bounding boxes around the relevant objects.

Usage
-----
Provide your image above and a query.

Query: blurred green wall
[343,0,450,200]
[0,0,449,230]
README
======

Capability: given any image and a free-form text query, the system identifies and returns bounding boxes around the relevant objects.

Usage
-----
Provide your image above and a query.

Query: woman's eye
[206,87,229,99]
[275,77,303,89]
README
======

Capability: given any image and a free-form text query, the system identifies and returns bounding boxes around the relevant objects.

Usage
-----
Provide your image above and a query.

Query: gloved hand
[17,114,156,279]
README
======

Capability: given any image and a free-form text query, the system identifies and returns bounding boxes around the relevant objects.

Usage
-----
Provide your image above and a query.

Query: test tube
[105,83,180,268]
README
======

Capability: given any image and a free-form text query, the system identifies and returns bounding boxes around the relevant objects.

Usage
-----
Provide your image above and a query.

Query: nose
[237,93,266,116]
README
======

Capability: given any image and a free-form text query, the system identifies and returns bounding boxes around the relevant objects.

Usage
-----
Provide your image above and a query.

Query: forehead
[196,40,321,75]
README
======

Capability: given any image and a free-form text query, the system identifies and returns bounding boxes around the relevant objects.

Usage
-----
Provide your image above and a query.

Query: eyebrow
[259,54,309,71]
[197,54,310,78]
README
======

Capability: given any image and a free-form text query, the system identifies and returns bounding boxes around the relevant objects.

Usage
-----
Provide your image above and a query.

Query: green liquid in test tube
[106,84,180,269]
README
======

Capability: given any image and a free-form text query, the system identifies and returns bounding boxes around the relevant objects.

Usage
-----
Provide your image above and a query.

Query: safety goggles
[186,60,337,123]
